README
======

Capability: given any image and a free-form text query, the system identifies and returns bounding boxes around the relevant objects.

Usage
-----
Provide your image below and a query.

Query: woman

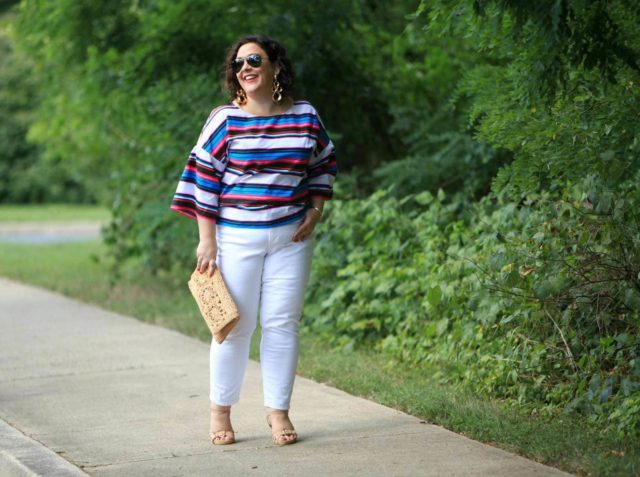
[171,35,337,446]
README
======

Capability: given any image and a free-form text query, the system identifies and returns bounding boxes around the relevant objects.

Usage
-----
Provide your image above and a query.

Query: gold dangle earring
[235,87,247,105]
[272,73,283,103]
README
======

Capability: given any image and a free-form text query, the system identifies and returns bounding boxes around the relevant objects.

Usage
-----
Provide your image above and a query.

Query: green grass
[0,204,110,221]
[0,240,637,477]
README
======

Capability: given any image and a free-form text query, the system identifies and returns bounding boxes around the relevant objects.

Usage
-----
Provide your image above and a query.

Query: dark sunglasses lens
[231,58,244,73]
[246,54,262,68]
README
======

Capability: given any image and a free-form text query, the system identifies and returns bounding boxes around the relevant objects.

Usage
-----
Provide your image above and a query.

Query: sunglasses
[231,53,263,73]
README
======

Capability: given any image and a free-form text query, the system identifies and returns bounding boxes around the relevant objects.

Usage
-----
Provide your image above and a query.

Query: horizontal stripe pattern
[171,100,337,228]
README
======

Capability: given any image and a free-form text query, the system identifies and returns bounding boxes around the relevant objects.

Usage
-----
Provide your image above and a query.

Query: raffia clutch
[188,268,239,344]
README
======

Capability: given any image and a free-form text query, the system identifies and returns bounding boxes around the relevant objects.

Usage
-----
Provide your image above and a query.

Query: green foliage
[0,10,91,203]
[458,52,640,199]
[372,9,510,196]
[307,189,640,438]
[307,0,640,438]
[428,0,640,97]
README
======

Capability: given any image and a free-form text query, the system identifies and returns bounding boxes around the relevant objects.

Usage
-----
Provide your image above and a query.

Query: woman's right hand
[196,238,218,276]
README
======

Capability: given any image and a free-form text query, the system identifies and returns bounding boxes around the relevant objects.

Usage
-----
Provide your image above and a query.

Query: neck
[247,95,278,114]
[241,93,290,116]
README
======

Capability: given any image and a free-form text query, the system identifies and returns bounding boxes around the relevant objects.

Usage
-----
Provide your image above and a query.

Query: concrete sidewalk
[0,278,573,476]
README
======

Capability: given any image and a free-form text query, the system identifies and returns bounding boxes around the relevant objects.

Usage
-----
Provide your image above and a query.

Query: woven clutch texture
[188,268,240,344]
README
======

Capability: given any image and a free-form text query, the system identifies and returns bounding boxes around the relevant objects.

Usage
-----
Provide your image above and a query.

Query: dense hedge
[307,185,640,438]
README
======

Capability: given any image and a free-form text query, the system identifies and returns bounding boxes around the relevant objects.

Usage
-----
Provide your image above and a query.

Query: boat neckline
[230,100,298,118]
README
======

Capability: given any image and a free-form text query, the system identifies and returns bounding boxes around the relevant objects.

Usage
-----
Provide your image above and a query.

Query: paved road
[0,221,103,244]
[0,278,573,476]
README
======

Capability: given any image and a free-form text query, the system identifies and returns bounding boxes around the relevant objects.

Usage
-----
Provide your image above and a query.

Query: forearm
[196,216,217,274]
[197,216,217,243]
[310,197,326,214]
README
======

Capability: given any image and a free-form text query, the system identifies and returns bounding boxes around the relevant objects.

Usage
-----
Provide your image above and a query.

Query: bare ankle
[211,403,231,413]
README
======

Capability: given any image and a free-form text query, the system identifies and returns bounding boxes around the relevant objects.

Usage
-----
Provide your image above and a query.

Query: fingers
[292,221,305,242]
[292,223,313,242]
[292,224,305,242]
[295,215,318,242]
[207,259,217,277]
[196,256,217,275]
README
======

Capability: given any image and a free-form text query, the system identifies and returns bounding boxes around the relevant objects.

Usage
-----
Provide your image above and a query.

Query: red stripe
[229,121,316,130]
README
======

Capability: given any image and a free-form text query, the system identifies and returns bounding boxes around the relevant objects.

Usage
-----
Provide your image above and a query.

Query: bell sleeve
[170,108,229,222]
[307,112,338,200]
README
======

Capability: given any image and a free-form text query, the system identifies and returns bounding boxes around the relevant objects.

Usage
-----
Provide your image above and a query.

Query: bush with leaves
[307,185,640,437]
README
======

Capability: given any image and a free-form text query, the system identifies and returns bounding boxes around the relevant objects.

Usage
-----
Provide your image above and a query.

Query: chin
[243,85,258,94]
[242,81,265,94]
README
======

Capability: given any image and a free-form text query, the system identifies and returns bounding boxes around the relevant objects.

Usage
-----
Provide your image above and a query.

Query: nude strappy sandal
[266,410,298,446]
[210,406,235,445]
[210,429,236,446]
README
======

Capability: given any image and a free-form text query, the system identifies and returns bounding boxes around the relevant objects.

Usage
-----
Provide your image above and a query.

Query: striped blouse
[171,100,337,228]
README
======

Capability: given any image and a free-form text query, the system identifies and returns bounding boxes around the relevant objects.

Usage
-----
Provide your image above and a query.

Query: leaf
[424,322,437,338]
[599,150,615,162]
[427,285,442,307]
[519,266,534,277]
[624,289,640,310]
[534,281,554,300]
[595,193,612,214]
[599,379,613,403]
[414,191,434,206]
[436,318,449,336]
[374,281,393,296]
[501,263,514,273]
[620,378,634,397]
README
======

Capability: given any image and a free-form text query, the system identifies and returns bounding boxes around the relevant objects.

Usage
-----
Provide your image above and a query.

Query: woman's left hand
[292,209,321,242]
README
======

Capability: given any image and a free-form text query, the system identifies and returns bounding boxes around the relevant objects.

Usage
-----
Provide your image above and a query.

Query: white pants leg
[209,222,314,410]
[259,225,315,410]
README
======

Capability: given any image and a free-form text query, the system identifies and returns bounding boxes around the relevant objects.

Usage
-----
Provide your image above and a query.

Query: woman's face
[235,42,277,99]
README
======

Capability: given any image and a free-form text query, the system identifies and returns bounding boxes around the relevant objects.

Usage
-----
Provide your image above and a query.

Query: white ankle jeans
[209,221,315,410]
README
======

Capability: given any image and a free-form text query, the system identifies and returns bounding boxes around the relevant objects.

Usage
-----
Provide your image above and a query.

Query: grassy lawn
[0,237,637,476]
[0,204,110,221]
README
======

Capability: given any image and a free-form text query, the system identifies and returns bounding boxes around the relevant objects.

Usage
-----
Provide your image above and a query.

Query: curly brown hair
[223,35,295,103]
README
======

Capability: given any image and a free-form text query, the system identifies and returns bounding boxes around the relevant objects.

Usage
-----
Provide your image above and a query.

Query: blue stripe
[181,170,196,181]
[180,171,221,193]
[230,148,310,160]
[195,176,221,193]
[217,208,306,229]
[203,123,226,153]
[221,183,306,197]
